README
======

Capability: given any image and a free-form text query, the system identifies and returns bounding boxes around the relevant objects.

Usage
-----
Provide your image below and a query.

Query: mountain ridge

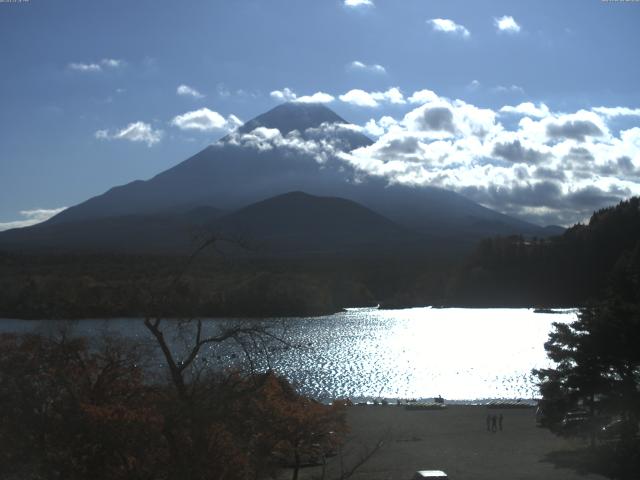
[0,191,421,255]
[210,191,421,255]
[237,102,350,135]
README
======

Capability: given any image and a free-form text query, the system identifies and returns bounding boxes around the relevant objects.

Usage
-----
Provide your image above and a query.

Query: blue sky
[1,0,639,228]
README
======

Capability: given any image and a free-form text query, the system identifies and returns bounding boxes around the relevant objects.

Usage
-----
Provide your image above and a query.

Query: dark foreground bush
[545,441,640,480]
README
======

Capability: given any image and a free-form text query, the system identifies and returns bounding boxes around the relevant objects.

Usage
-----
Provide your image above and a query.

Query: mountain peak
[238,102,347,135]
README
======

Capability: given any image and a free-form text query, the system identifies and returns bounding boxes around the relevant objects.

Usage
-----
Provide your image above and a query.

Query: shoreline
[294,405,607,480]
[340,398,538,407]
[0,305,579,322]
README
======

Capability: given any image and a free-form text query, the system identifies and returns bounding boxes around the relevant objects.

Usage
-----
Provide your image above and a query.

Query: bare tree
[142,235,285,401]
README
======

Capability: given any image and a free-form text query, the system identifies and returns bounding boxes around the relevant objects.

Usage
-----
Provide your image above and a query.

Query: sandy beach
[294,405,607,480]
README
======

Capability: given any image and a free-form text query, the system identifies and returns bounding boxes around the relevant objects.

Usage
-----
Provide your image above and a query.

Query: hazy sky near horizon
[1,0,639,228]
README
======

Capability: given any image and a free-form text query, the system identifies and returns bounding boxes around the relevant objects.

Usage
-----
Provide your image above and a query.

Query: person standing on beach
[486,414,491,431]
[491,414,497,432]
[499,414,503,431]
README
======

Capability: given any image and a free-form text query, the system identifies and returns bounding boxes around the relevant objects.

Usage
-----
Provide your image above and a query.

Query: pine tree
[535,296,640,445]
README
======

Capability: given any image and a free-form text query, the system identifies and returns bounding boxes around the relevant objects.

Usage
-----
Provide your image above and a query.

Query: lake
[0,307,576,402]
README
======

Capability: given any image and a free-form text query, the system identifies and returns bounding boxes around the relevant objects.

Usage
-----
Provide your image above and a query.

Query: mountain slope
[212,191,419,254]
[0,192,419,255]
[0,210,222,254]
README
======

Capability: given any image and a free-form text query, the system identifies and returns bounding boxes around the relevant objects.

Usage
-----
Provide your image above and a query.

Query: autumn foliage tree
[0,331,348,480]
[0,332,165,480]
[244,372,347,480]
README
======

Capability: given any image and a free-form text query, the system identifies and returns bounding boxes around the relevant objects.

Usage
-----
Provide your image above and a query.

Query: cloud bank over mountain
[221,89,640,226]
[349,93,640,225]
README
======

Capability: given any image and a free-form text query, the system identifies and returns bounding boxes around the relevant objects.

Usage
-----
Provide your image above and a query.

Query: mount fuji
[0,102,561,254]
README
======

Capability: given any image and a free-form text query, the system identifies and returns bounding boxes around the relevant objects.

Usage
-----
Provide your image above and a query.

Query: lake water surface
[0,307,576,402]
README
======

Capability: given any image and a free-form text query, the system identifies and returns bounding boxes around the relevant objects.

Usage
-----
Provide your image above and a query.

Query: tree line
[448,197,640,307]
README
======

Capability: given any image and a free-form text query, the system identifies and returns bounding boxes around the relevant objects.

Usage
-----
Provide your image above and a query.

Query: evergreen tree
[535,296,640,444]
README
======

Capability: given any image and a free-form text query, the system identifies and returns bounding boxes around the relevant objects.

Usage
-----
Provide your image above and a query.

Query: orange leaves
[0,333,166,480]
[239,371,348,466]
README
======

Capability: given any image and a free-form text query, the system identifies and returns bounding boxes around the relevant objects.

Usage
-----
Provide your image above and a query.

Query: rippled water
[0,307,576,402]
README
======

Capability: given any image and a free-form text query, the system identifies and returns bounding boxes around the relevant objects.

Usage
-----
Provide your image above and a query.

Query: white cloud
[295,92,335,104]
[427,18,470,38]
[270,88,334,104]
[68,62,101,72]
[171,108,241,132]
[100,58,124,68]
[401,94,499,140]
[177,84,205,99]
[500,102,550,119]
[270,88,298,102]
[495,16,521,33]
[225,125,348,164]
[467,79,481,91]
[0,207,67,232]
[507,109,610,145]
[215,84,259,99]
[592,106,640,118]
[217,84,231,98]
[493,84,525,94]
[348,61,386,74]
[344,0,374,7]
[228,127,283,152]
[95,122,163,146]
[339,90,381,108]
[380,87,405,104]
[408,89,439,105]
[68,58,123,72]
[545,113,607,142]
[364,116,399,137]
[339,87,405,107]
